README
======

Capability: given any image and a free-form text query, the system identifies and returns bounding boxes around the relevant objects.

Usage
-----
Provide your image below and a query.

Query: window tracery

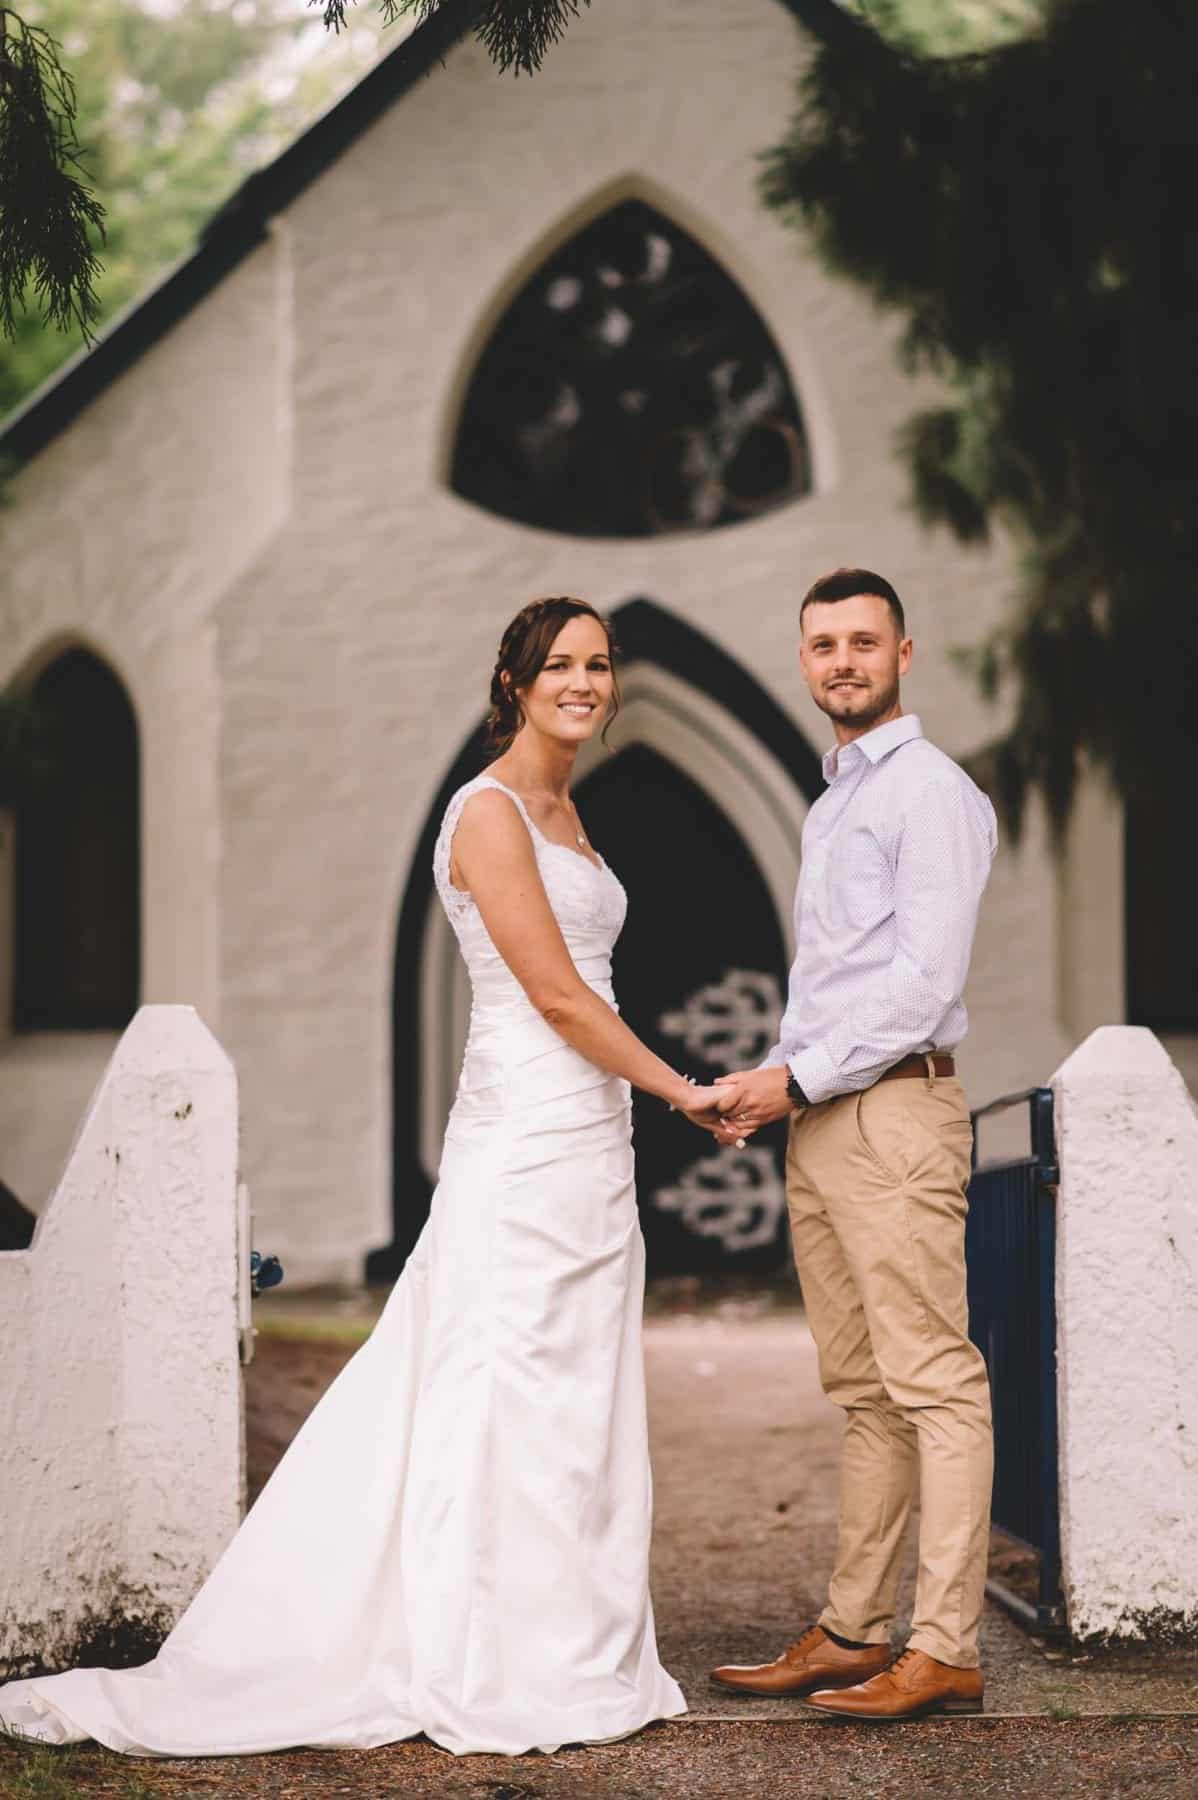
[452,200,811,537]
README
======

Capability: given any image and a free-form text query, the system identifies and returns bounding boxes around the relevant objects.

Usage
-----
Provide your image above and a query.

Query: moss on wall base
[0,1590,175,1681]
[1069,1610,1198,1654]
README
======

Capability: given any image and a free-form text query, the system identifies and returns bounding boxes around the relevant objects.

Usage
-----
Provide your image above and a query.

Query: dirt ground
[5,1288,1196,1797]
[247,1292,1198,1720]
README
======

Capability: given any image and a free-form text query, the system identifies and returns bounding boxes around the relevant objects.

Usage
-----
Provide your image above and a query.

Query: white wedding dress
[0,775,685,1758]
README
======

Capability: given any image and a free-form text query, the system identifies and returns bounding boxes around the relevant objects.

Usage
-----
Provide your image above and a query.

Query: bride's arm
[453,788,722,1118]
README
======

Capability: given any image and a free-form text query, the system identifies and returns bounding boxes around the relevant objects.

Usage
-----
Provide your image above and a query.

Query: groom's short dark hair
[801,568,906,637]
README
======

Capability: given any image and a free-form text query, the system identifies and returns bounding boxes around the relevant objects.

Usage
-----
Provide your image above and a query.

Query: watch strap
[785,1067,810,1109]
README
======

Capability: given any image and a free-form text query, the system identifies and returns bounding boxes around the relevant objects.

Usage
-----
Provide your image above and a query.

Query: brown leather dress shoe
[806,1646,984,1720]
[711,1625,892,1697]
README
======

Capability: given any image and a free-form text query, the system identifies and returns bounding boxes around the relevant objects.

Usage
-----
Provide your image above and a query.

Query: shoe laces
[890,1647,922,1682]
[783,1625,825,1664]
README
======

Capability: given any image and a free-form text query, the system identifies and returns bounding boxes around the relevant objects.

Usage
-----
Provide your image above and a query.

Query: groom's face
[799,593,912,730]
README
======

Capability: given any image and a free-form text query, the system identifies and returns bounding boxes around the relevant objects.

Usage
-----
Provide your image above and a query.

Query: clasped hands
[673,1064,793,1149]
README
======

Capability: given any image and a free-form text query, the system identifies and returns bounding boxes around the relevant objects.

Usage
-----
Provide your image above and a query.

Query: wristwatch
[785,1067,810,1110]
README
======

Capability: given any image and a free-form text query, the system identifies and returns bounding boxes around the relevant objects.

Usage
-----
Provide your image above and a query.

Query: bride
[0,596,731,1759]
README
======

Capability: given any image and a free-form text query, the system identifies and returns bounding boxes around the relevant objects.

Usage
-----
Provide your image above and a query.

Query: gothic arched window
[452,200,812,538]
[13,649,140,1030]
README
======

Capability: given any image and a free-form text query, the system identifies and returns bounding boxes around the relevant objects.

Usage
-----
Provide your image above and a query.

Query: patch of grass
[252,1316,373,1348]
[1,1731,166,1799]
[1,1732,86,1800]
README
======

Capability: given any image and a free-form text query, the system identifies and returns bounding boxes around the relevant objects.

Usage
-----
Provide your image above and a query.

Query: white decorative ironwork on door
[654,1145,786,1252]
[657,968,783,1068]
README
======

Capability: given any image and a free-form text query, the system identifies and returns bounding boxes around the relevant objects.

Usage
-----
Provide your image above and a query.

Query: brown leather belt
[877,1053,955,1083]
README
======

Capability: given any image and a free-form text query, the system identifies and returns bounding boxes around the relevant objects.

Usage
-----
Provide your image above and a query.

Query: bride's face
[516,615,615,748]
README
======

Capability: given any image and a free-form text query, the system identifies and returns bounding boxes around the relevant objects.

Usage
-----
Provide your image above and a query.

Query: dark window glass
[1126,758,1198,1033]
[14,650,140,1030]
[452,200,812,537]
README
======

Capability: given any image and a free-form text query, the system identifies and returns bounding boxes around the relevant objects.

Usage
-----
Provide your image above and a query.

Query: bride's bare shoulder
[452,783,535,859]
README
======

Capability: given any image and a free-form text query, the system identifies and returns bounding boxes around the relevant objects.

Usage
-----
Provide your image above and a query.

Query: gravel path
[639,1306,1198,1719]
[247,1298,1198,1720]
[7,1292,1193,1797]
[5,1719,1196,1797]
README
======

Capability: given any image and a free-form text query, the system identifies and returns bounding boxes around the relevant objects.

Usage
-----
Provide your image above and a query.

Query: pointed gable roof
[0,0,860,466]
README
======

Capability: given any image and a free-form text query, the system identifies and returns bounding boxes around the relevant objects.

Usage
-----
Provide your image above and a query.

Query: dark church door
[578,745,791,1275]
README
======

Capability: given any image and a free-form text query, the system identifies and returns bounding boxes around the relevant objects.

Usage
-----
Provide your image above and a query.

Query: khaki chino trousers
[786,1071,994,1668]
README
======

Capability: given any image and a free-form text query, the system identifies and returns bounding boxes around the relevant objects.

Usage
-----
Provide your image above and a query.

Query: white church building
[0,0,1168,1285]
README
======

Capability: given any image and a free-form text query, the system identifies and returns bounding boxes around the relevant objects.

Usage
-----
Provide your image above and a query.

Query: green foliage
[762,0,1198,837]
[0,7,103,341]
[3,0,1190,847]
[0,1729,161,1800]
[0,1731,84,1800]
[460,0,591,75]
[0,0,375,415]
[351,0,590,74]
[842,0,1044,56]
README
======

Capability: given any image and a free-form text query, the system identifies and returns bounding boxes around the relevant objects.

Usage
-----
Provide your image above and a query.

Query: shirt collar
[822,713,923,783]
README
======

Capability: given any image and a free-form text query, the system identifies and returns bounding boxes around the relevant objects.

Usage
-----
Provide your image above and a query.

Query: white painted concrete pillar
[1053,1026,1198,1641]
[0,1005,243,1677]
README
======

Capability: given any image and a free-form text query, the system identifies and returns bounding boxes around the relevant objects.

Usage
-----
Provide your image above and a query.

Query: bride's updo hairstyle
[487,596,621,755]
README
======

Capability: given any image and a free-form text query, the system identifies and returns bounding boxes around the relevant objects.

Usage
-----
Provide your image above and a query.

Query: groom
[708,568,997,1720]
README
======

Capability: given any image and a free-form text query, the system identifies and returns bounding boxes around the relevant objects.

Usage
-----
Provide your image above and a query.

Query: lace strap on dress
[433,774,536,914]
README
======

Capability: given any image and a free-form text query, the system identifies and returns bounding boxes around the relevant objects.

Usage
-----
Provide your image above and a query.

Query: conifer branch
[474,0,589,74]
[351,0,592,75]
[761,0,1198,839]
[0,9,105,341]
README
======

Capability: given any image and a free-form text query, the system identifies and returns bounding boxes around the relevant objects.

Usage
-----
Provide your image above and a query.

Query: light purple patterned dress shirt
[762,714,997,1104]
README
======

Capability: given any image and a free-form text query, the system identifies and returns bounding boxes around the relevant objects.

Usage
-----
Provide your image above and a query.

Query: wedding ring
[735,1136,747,1150]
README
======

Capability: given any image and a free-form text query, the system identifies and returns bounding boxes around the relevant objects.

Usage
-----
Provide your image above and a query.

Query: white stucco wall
[0,1031,119,1215]
[0,1007,243,1677]
[0,228,291,1039]
[1053,1027,1198,1642]
[0,0,1122,1277]
[207,0,1074,1271]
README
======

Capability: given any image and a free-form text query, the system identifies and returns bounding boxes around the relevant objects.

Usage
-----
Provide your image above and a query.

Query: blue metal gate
[965,1087,1064,1630]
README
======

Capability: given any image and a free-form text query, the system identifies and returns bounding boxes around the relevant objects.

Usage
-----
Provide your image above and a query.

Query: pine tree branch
[761,0,1198,839]
[317,0,591,75]
[0,8,105,342]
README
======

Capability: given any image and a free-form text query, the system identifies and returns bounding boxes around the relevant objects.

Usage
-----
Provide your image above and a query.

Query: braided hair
[486,597,620,755]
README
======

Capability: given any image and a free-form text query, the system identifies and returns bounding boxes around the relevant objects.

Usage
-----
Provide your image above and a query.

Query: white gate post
[1052,1026,1198,1641]
[0,1005,243,1676]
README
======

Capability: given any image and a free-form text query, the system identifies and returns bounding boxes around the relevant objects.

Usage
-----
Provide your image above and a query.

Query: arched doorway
[578,745,790,1271]
[375,602,822,1282]
[13,648,140,1030]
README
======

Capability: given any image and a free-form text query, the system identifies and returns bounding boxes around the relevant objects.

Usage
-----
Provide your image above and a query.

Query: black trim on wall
[370,597,823,1280]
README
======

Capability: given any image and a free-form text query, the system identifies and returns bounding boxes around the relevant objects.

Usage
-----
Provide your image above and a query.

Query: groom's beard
[814,672,901,730]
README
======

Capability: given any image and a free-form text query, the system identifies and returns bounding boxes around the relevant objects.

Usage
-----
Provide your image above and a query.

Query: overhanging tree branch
[761,0,1198,840]
[0,8,104,341]
[317,0,593,74]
